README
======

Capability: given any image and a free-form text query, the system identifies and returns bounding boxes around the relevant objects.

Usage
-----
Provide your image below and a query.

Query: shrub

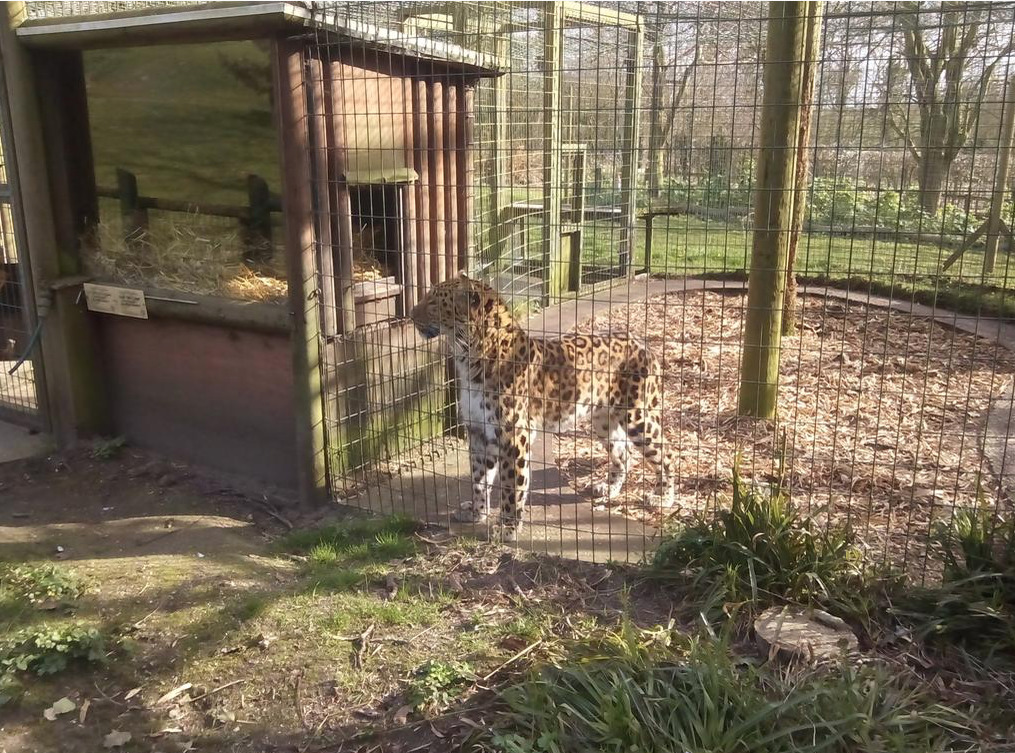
[407,659,473,713]
[492,625,973,753]
[652,469,867,617]
[891,507,1015,660]
[0,623,106,677]
[0,562,86,605]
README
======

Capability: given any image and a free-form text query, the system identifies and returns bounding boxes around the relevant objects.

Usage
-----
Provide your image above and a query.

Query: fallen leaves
[156,682,193,705]
[43,696,75,720]
[103,730,131,748]
[562,291,1015,577]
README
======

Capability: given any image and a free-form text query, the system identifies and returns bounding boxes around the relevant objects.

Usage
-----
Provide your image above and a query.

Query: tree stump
[754,606,858,663]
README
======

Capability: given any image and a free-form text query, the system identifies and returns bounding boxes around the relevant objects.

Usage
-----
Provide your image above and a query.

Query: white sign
[83,283,148,320]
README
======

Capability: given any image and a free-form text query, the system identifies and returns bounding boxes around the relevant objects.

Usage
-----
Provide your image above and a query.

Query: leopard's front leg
[494,425,531,542]
[454,426,497,523]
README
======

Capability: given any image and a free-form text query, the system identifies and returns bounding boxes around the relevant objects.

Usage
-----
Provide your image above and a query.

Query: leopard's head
[410,274,513,341]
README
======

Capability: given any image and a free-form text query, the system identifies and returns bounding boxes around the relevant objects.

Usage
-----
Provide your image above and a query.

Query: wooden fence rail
[96,168,283,263]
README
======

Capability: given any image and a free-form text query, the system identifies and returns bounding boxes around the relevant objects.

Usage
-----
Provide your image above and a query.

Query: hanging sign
[83,283,149,319]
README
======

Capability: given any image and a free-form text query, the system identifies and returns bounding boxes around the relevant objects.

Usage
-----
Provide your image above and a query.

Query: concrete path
[0,419,50,464]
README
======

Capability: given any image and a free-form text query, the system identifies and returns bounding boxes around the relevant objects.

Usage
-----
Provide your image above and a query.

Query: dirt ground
[557,290,1015,579]
[0,447,671,753]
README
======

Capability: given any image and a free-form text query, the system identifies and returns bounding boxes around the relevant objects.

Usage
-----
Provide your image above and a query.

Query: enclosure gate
[289,25,487,515]
[0,53,43,429]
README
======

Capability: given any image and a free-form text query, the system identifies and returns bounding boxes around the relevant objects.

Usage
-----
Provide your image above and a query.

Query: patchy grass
[2,452,1013,751]
[491,623,981,753]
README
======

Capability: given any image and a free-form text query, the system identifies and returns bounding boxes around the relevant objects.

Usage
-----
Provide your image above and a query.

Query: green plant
[891,507,1015,659]
[0,672,22,707]
[282,515,418,560]
[406,659,473,713]
[0,562,86,605]
[90,435,126,460]
[1,623,106,677]
[492,625,974,753]
[652,468,867,617]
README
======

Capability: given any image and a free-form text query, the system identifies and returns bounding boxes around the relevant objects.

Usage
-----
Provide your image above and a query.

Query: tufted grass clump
[891,507,1015,662]
[491,623,976,753]
[651,468,871,618]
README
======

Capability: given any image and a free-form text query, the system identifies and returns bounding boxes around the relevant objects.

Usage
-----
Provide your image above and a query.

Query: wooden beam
[617,24,644,278]
[324,57,356,336]
[782,1,823,335]
[1,13,110,441]
[482,34,511,271]
[560,2,641,31]
[738,1,811,418]
[15,2,310,49]
[272,37,328,508]
[541,2,564,301]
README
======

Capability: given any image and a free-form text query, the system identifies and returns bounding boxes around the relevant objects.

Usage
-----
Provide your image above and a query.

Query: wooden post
[782,1,823,335]
[243,173,273,264]
[2,15,110,441]
[566,147,586,292]
[541,2,564,302]
[116,168,146,247]
[324,58,355,335]
[617,23,644,278]
[643,214,654,275]
[738,1,811,419]
[272,37,328,509]
[457,83,474,273]
[984,74,1015,277]
[482,35,510,270]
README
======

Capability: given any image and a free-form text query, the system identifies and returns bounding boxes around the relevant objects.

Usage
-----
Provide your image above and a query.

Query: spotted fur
[410,275,675,539]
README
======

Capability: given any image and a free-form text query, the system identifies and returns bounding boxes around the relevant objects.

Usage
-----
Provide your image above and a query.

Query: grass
[651,468,874,621]
[502,212,1015,318]
[280,514,452,633]
[890,506,1015,664]
[491,622,980,753]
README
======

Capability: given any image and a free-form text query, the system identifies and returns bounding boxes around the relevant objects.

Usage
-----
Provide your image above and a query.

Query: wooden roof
[15,1,505,75]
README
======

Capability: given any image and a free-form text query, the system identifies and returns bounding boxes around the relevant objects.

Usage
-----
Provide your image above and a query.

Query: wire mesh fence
[292,1,1015,582]
[0,73,39,424]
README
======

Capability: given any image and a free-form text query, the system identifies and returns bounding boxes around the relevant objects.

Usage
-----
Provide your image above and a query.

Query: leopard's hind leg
[627,406,676,507]
[587,406,631,499]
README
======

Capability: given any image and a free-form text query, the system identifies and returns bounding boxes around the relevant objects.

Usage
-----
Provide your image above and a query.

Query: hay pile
[554,291,1015,575]
[85,218,394,301]
[85,221,289,302]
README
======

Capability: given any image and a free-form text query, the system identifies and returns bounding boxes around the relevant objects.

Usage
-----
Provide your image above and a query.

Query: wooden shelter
[0,2,502,503]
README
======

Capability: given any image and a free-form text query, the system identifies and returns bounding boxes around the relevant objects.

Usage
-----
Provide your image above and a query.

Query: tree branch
[886,107,923,164]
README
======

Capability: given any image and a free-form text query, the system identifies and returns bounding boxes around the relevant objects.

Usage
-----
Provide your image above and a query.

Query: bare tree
[645,9,700,198]
[887,2,1015,214]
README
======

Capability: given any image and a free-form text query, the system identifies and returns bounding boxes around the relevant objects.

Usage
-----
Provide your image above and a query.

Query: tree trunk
[782,2,822,337]
[646,39,665,200]
[917,150,948,215]
[738,1,811,419]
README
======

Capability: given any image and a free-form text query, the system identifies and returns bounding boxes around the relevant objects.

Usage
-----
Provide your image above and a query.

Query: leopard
[409,274,676,540]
